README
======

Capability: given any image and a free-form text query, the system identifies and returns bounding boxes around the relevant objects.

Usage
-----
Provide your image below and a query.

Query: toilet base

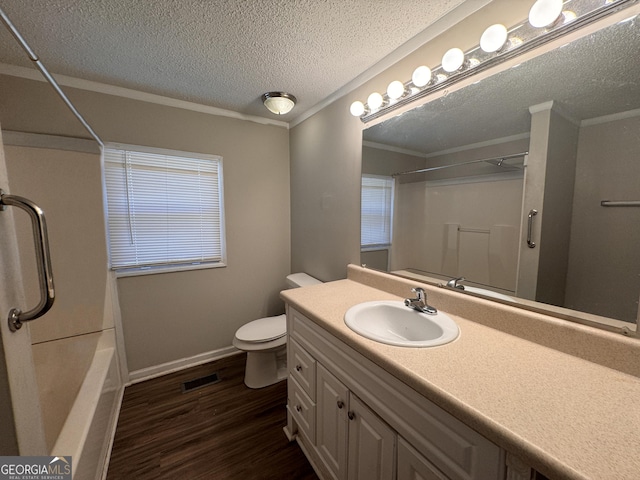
[243,347,287,389]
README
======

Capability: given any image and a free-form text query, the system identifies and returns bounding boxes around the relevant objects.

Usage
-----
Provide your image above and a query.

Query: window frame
[360,173,395,250]
[102,142,227,277]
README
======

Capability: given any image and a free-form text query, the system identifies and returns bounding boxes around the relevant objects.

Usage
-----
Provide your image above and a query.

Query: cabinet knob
[295,404,302,412]
[337,400,344,409]
[295,364,302,372]
[348,411,356,421]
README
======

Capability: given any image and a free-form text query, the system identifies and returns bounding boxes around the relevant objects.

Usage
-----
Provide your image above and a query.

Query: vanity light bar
[351,0,637,123]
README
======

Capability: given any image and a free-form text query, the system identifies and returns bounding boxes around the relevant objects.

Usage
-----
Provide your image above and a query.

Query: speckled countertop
[281,265,640,480]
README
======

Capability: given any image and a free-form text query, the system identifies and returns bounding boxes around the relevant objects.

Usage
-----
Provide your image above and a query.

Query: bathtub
[51,330,123,480]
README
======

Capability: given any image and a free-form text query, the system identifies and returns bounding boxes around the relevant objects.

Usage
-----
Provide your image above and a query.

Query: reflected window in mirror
[361,174,394,272]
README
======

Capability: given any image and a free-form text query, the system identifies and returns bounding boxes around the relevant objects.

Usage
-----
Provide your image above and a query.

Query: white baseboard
[128,346,241,385]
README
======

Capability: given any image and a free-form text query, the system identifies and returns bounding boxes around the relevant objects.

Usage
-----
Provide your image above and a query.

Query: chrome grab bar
[527,209,538,249]
[601,200,640,207]
[0,190,55,332]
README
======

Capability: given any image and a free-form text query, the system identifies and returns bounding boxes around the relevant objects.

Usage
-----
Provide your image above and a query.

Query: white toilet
[233,273,321,388]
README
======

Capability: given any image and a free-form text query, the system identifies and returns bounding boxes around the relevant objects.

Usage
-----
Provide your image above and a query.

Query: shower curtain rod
[392,151,528,177]
[0,7,104,147]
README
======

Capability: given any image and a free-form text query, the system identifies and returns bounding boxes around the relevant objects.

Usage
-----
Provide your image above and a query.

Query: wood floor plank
[107,353,319,479]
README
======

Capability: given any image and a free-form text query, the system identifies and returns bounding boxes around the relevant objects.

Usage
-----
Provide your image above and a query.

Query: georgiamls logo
[0,455,72,478]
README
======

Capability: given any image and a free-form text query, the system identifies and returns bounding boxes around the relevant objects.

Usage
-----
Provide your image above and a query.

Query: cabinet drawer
[289,338,316,400]
[288,377,316,443]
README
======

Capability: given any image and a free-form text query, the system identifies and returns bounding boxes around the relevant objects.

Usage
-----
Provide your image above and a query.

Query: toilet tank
[286,272,322,289]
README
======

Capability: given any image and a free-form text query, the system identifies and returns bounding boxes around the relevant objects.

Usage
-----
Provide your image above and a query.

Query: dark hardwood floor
[107,353,319,480]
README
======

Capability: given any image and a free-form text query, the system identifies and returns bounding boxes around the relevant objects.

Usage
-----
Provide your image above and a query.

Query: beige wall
[517,105,580,304]
[565,115,640,322]
[535,109,579,306]
[361,145,425,176]
[0,76,291,374]
[290,0,532,282]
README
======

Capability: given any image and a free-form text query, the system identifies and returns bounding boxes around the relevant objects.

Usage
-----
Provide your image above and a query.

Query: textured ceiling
[0,0,476,121]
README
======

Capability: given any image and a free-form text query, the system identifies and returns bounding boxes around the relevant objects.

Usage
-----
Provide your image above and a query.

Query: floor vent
[182,372,221,392]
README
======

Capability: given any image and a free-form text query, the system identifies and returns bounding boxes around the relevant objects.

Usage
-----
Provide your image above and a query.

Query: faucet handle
[405,286,437,315]
[447,277,466,289]
[411,287,425,301]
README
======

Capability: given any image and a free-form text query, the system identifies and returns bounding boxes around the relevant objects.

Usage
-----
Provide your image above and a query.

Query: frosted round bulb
[412,66,432,87]
[529,0,563,28]
[480,24,508,53]
[442,48,465,73]
[367,92,384,110]
[350,101,365,117]
[387,81,405,100]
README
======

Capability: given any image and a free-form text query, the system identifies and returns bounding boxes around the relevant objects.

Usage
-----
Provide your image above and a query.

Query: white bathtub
[51,330,123,480]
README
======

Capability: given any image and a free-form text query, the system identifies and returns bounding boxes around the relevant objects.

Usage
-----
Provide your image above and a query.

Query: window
[103,143,226,275]
[361,174,394,248]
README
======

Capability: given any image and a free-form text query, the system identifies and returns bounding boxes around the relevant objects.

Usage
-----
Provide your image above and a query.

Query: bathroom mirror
[361,9,640,332]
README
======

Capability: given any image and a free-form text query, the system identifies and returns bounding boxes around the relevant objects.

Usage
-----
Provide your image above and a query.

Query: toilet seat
[235,314,286,343]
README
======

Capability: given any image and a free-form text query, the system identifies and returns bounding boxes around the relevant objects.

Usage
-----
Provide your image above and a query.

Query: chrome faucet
[404,287,438,315]
[446,277,466,290]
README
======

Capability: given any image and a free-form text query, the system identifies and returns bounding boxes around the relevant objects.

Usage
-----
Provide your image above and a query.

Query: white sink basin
[344,300,459,348]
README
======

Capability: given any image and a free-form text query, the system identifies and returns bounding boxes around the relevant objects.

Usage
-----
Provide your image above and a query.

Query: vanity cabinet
[316,363,396,480]
[286,306,505,480]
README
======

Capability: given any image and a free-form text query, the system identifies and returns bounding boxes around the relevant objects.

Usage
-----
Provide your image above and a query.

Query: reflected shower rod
[392,151,528,177]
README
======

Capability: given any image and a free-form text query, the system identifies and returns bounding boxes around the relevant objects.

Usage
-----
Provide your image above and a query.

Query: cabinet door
[347,394,396,480]
[316,364,349,480]
[398,437,449,480]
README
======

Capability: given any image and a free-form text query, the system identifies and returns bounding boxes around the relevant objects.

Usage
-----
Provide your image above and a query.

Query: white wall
[392,177,523,292]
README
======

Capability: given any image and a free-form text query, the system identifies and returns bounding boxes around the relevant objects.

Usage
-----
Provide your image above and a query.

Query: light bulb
[528,0,563,28]
[350,101,365,117]
[442,48,465,73]
[387,81,405,100]
[367,92,384,110]
[480,24,508,53]
[412,66,432,87]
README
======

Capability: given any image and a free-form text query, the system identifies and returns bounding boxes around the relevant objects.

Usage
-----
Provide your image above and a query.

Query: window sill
[113,261,226,278]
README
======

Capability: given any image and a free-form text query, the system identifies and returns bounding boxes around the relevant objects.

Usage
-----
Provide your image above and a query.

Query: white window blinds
[361,174,394,247]
[103,144,226,272]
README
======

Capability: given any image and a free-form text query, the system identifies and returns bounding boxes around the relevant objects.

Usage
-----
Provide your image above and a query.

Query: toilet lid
[236,314,286,342]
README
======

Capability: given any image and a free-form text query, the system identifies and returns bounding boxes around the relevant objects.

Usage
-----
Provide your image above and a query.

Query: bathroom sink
[344,301,459,347]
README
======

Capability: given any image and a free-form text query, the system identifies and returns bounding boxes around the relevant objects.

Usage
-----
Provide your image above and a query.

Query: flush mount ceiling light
[261,92,297,115]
